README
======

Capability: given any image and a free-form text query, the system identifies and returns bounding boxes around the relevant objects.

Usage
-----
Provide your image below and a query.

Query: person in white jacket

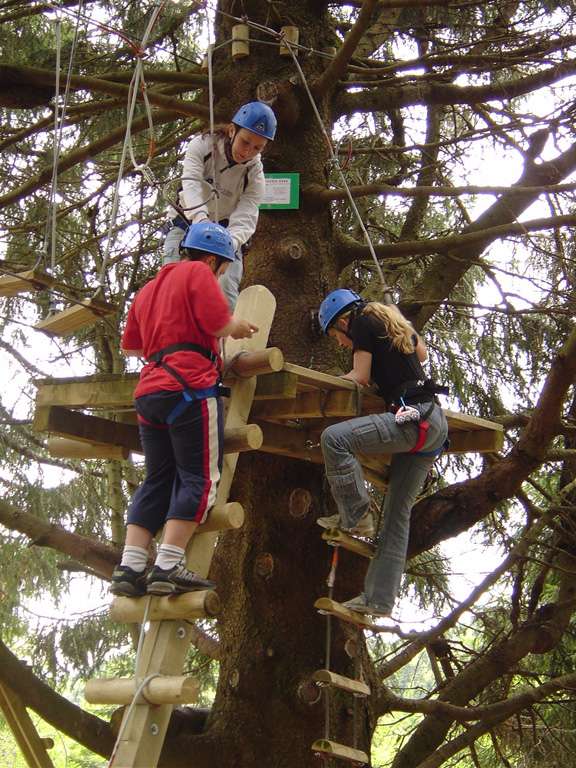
[163,101,277,308]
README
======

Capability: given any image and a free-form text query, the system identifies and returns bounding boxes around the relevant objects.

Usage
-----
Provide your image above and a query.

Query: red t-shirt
[122,261,231,398]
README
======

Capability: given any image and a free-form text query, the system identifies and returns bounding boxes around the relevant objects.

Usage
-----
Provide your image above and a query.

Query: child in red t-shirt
[111,221,257,597]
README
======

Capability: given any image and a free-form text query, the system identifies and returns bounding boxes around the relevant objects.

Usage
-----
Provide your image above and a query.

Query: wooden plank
[311,739,369,765]
[109,285,276,768]
[254,370,298,400]
[0,268,56,297]
[444,408,504,433]
[0,681,55,768]
[321,530,375,559]
[447,427,503,453]
[314,598,376,630]
[312,669,370,697]
[34,297,115,336]
[35,374,137,409]
[253,389,361,420]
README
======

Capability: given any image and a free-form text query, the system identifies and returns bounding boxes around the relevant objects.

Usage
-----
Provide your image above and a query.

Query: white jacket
[177,133,265,251]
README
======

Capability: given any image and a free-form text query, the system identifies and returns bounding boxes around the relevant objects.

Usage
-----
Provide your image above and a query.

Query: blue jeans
[162,225,242,310]
[321,403,448,613]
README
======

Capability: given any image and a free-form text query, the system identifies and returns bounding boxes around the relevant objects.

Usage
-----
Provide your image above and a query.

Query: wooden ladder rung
[85,675,199,705]
[312,670,370,697]
[199,502,244,533]
[311,739,369,765]
[321,529,375,559]
[35,297,115,336]
[314,598,376,630]
[110,589,220,623]
[0,268,55,297]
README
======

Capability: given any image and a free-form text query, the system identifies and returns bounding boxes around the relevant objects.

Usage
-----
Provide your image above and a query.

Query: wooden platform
[311,739,369,765]
[35,297,116,336]
[33,358,504,489]
[0,268,56,298]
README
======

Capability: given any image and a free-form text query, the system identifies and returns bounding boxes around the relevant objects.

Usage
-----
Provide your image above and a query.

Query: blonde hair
[360,302,417,354]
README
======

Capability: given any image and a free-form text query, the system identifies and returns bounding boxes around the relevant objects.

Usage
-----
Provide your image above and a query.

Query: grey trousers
[321,403,448,613]
[163,225,242,310]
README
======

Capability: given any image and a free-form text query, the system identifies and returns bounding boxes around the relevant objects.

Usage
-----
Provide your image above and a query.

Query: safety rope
[323,547,339,741]
[281,36,392,304]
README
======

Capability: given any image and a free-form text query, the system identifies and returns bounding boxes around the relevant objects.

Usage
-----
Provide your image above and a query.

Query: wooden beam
[311,739,369,765]
[34,297,116,336]
[47,437,129,460]
[85,676,199,706]
[312,670,370,697]
[110,590,220,623]
[34,406,262,456]
[444,408,504,433]
[199,502,244,533]
[228,347,284,377]
[0,268,55,298]
[34,406,141,452]
[0,681,55,768]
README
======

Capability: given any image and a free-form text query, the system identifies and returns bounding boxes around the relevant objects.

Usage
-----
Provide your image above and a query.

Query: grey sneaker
[342,594,390,618]
[317,510,375,538]
[316,513,341,529]
[146,563,216,595]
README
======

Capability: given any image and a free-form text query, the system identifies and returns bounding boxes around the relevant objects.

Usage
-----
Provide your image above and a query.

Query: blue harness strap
[147,343,229,426]
[166,385,224,425]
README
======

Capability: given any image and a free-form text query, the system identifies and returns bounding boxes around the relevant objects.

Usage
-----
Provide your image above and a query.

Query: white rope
[207,36,219,224]
[281,35,390,297]
[98,1,164,292]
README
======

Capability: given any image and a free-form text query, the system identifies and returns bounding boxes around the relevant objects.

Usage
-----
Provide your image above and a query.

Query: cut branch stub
[288,488,313,518]
[278,238,308,271]
[254,552,275,580]
[297,679,322,705]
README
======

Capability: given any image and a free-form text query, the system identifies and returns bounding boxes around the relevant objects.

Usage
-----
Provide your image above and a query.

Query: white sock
[155,544,186,571]
[120,545,149,573]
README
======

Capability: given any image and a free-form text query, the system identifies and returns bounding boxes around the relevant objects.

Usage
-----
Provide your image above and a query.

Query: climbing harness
[389,380,449,456]
[146,342,230,425]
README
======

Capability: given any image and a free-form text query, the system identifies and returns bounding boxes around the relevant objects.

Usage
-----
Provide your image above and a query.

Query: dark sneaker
[146,563,216,595]
[110,565,147,597]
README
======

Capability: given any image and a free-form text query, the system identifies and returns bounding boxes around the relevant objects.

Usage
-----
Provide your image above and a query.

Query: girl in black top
[317,290,448,619]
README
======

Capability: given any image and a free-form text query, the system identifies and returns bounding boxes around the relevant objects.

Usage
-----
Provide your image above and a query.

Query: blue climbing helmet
[318,289,364,334]
[232,101,277,141]
[181,221,235,262]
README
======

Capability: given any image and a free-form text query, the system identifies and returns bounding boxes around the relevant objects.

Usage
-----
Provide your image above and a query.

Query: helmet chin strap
[225,127,237,165]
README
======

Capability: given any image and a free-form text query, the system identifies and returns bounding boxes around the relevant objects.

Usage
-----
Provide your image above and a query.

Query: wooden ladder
[312,531,375,765]
[0,681,56,768]
[86,285,276,768]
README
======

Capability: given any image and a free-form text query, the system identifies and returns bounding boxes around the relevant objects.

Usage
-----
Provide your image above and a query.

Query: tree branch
[314,0,380,98]
[336,59,576,115]
[0,498,119,579]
